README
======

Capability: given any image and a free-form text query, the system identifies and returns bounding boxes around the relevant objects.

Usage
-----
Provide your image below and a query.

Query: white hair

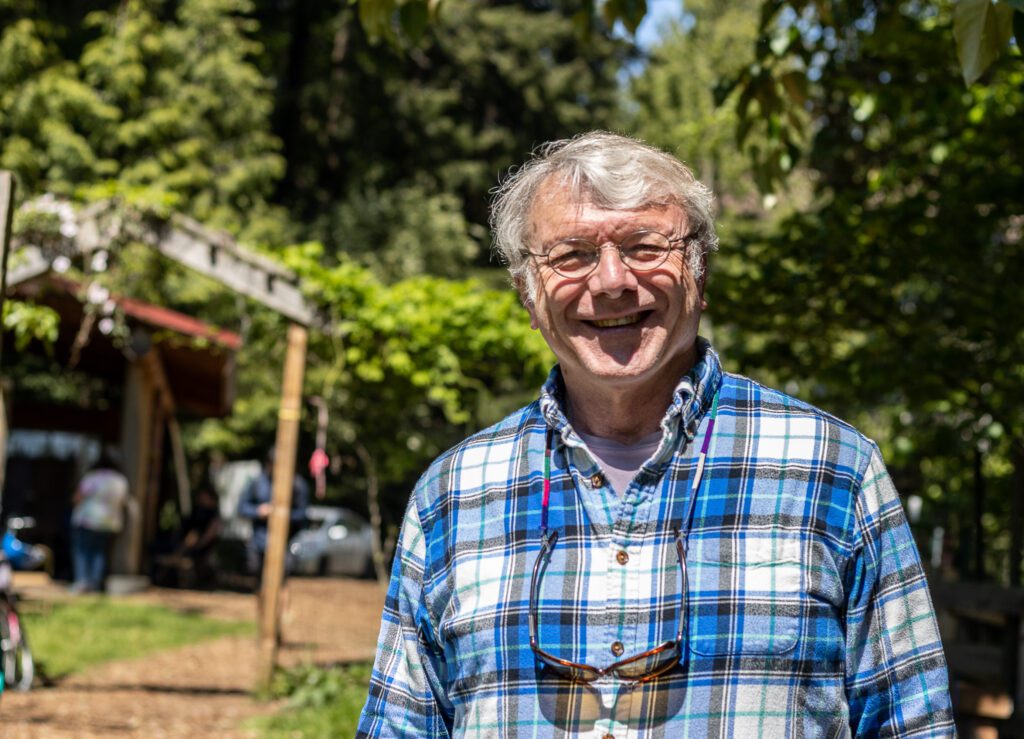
[490,131,719,298]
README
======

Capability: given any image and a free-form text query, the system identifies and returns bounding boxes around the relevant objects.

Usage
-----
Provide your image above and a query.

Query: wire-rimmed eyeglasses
[528,527,688,684]
[527,230,689,279]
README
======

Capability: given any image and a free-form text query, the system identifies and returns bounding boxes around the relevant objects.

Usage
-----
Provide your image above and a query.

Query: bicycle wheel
[0,602,34,691]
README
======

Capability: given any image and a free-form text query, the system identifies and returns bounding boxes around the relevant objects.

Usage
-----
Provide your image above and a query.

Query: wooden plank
[140,349,192,517]
[930,579,1024,615]
[150,219,314,326]
[4,246,53,287]
[167,415,191,518]
[257,323,308,691]
[945,643,1007,686]
[0,171,13,496]
[0,171,15,371]
[957,681,1013,719]
[116,363,155,576]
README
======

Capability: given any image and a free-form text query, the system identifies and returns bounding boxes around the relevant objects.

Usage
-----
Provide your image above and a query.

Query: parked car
[288,506,374,577]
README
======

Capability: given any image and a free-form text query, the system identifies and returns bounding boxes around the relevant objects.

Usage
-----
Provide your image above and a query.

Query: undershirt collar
[576,429,663,497]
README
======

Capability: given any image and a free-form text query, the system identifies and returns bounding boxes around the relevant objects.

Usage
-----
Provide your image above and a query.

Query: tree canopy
[2,0,1021,582]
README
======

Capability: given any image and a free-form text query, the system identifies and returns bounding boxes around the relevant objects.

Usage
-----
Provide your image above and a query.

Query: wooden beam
[10,198,315,326]
[167,416,191,518]
[140,348,191,517]
[0,171,14,496]
[257,323,308,691]
[143,401,167,554]
[0,171,15,370]
[149,216,314,326]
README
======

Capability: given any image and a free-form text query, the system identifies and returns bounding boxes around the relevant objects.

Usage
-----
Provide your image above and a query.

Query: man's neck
[562,349,697,445]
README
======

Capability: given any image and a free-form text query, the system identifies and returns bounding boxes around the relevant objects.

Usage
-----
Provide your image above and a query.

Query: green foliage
[625,0,785,215]
[192,246,552,522]
[0,0,286,240]
[954,0,1020,85]
[718,1,1022,190]
[710,5,1024,578]
[313,183,480,282]
[1,300,59,350]
[252,662,372,737]
[21,596,253,679]
[260,0,628,266]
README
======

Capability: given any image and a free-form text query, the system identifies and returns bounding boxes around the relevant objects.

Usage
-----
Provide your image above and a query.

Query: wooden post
[0,171,14,371]
[257,322,307,692]
[974,446,986,580]
[0,172,15,497]
[1011,444,1024,725]
[117,362,155,575]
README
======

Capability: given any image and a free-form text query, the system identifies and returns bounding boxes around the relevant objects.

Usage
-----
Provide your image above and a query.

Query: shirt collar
[539,337,723,446]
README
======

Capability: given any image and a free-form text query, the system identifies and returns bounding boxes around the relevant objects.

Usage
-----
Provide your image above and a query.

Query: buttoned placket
[554,407,690,729]
[538,363,716,738]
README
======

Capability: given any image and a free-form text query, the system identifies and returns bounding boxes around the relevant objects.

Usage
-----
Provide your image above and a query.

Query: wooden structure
[6,272,241,572]
[932,579,1024,736]
[1,191,315,689]
[0,173,16,496]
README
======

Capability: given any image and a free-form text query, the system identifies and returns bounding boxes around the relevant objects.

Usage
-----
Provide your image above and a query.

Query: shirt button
[616,550,629,565]
[590,473,604,488]
[611,641,624,657]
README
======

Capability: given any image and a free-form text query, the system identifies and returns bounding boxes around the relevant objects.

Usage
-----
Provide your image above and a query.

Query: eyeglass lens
[545,231,676,277]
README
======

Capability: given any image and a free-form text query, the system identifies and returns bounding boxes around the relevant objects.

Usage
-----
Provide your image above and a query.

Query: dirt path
[0,575,386,737]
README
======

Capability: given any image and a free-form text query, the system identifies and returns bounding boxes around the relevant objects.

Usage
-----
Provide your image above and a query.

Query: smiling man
[357,132,954,738]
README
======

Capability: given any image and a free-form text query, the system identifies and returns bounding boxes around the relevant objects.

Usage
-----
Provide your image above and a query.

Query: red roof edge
[41,275,243,351]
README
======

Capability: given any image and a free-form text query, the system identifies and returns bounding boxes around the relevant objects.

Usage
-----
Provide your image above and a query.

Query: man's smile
[582,310,654,329]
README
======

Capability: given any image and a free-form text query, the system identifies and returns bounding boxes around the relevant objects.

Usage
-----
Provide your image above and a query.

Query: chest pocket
[688,535,804,656]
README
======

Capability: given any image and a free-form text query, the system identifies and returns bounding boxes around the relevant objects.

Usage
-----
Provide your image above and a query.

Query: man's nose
[589,243,638,296]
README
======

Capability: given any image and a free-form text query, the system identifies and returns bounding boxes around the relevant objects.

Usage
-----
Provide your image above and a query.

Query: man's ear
[697,257,709,310]
[513,274,540,329]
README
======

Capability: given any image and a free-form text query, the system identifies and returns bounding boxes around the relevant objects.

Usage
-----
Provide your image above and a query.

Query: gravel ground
[0,574,386,737]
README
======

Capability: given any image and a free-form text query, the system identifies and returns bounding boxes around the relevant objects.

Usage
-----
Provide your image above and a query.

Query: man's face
[523,180,705,395]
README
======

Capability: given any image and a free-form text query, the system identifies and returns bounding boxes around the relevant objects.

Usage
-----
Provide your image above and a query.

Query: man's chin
[572,356,657,385]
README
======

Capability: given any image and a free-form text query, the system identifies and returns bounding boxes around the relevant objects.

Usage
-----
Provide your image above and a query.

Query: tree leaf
[358,0,396,44]
[1015,9,1024,50]
[602,0,647,35]
[398,0,429,44]
[780,70,808,106]
[953,0,1015,86]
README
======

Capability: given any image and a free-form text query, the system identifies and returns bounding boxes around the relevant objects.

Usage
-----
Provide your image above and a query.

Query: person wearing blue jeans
[70,526,113,592]
[69,455,129,593]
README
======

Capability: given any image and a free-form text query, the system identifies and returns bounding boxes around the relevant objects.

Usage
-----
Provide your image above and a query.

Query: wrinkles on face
[524,180,704,398]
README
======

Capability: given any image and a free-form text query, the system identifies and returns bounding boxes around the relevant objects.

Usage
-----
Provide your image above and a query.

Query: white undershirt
[577,429,664,497]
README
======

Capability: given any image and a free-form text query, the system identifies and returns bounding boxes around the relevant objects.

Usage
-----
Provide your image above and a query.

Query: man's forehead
[529,178,683,239]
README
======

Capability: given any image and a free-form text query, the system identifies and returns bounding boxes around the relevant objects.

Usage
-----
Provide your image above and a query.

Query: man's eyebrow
[545,222,677,244]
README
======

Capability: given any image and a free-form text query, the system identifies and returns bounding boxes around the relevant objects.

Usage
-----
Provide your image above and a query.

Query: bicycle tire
[0,602,34,691]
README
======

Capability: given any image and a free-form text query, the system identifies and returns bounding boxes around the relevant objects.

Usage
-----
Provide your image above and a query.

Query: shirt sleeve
[844,446,955,737]
[357,494,453,737]
[289,477,310,524]
[236,477,260,520]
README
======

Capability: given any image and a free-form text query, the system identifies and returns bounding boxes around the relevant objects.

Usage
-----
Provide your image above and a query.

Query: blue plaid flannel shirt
[358,341,954,738]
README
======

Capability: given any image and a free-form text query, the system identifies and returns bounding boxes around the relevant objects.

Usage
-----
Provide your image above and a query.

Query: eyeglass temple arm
[673,530,687,643]
[528,529,558,645]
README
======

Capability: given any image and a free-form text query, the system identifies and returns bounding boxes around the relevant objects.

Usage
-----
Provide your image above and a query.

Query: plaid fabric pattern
[358,341,954,738]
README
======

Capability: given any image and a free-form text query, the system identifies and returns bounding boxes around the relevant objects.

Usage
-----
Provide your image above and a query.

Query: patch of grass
[21,596,253,679]
[250,662,372,737]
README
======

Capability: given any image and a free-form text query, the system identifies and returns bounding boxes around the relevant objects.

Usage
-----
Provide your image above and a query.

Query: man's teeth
[592,314,642,328]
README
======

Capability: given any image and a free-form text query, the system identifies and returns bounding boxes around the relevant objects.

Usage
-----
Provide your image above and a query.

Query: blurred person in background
[237,448,309,586]
[69,453,130,593]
